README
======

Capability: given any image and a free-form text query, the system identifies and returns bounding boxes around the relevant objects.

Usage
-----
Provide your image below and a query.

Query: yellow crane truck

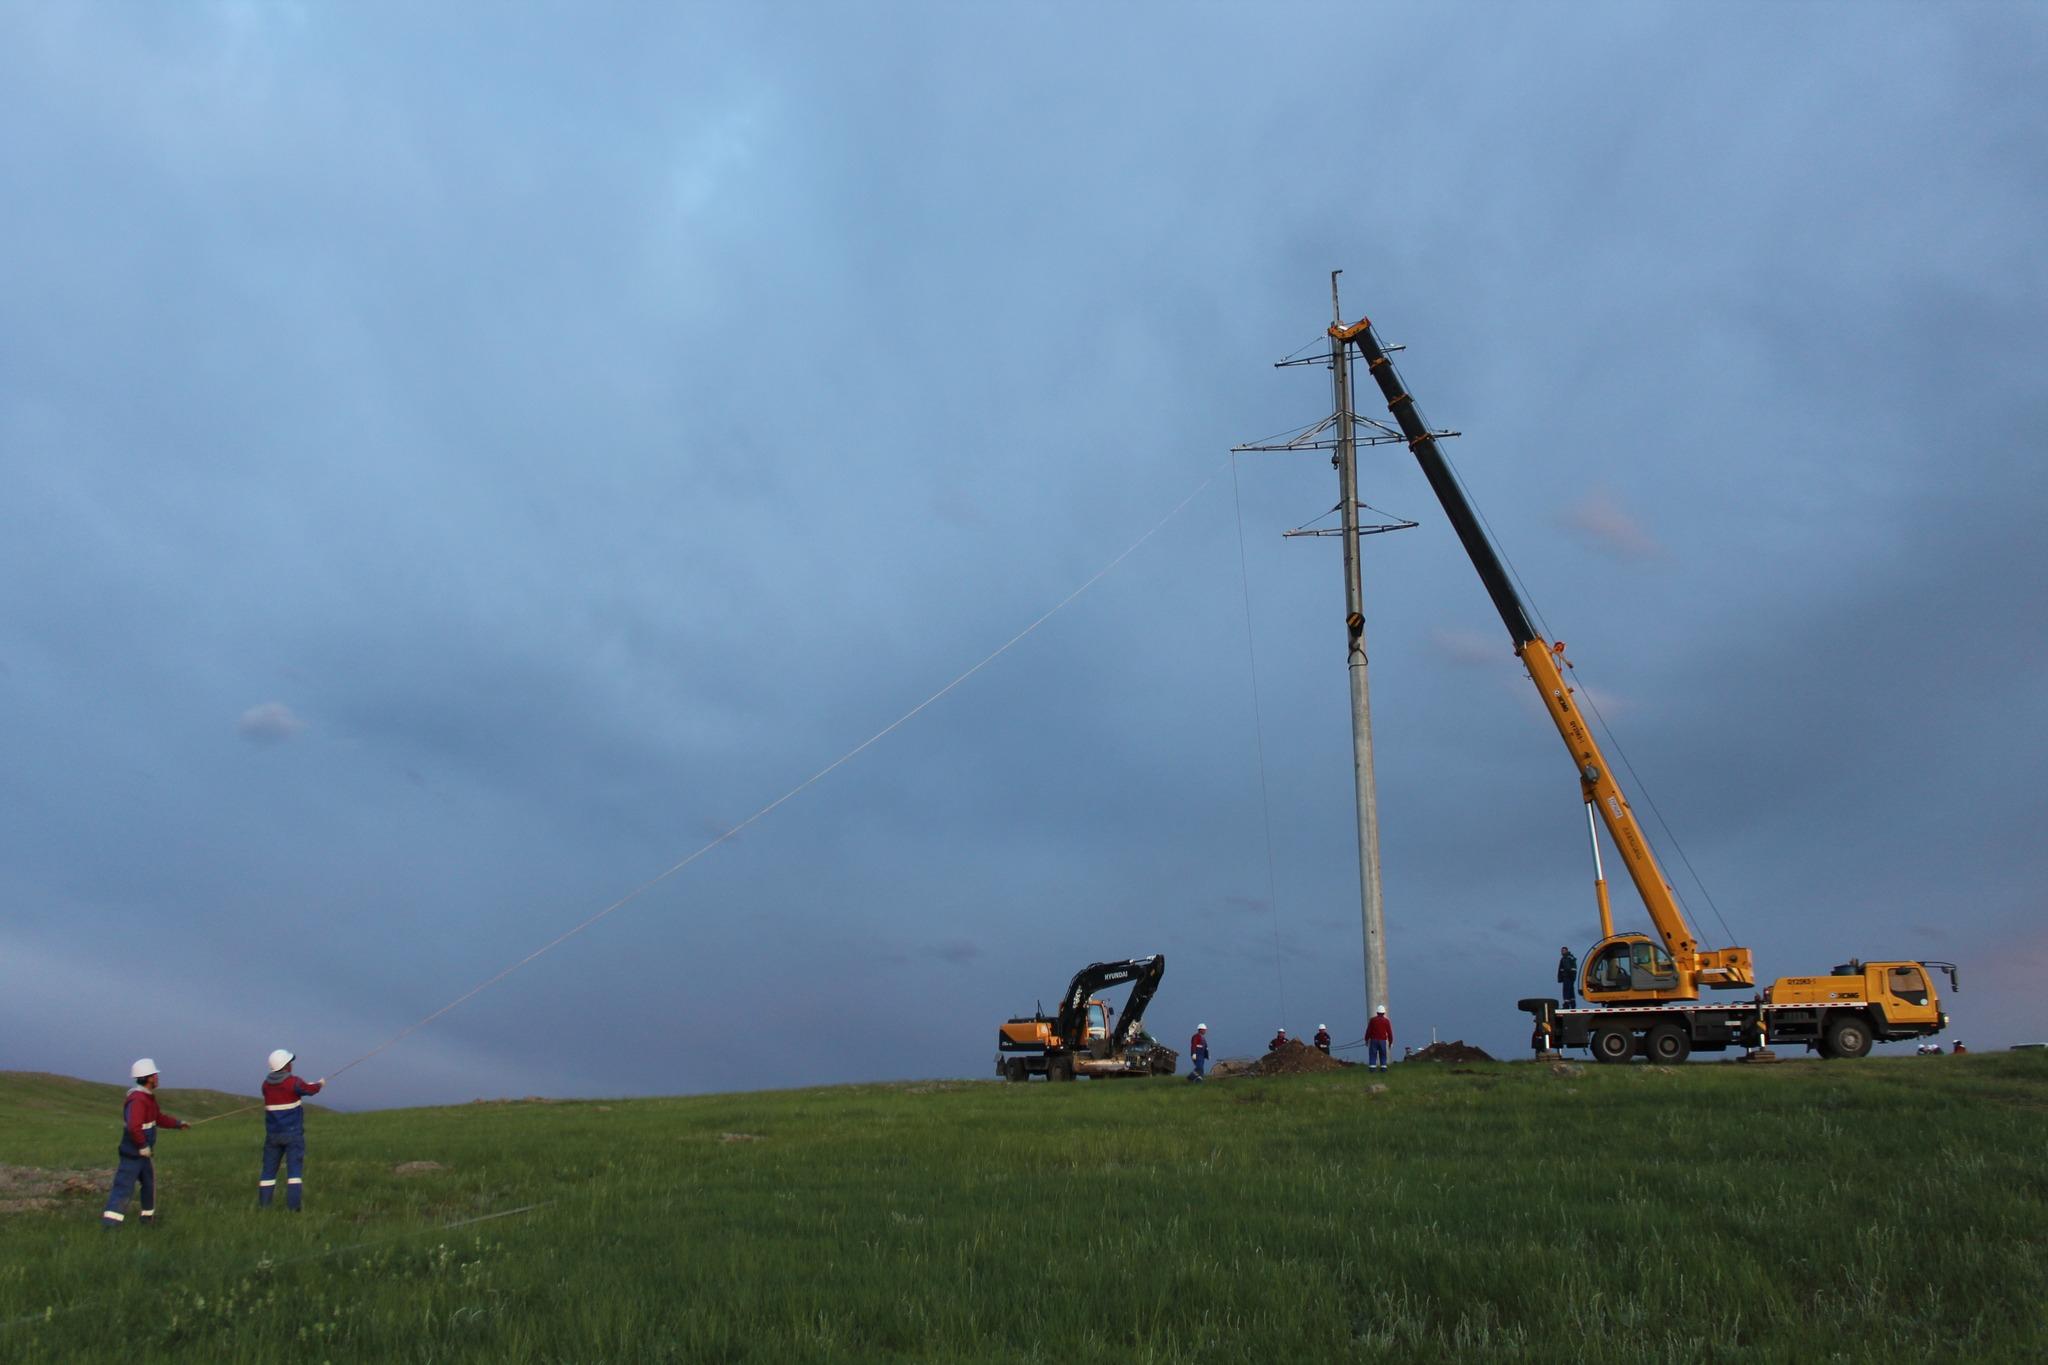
[997,956,1178,1081]
[1328,314,1958,1063]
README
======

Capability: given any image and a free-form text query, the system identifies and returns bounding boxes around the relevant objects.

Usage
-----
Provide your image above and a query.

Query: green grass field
[2,1056,2043,1363]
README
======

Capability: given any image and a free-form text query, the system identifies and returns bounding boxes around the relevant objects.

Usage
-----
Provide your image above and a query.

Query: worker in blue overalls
[258,1049,325,1211]
[101,1058,189,1228]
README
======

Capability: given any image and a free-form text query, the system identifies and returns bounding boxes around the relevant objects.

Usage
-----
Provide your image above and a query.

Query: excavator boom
[1059,956,1167,1051]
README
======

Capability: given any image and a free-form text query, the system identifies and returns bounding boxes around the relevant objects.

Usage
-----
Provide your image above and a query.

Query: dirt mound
[1208,1040,1354,1078]
[1407,1040,1496,1064]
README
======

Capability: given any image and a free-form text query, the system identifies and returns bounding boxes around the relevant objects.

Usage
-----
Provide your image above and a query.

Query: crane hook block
[1346,612,1364,632]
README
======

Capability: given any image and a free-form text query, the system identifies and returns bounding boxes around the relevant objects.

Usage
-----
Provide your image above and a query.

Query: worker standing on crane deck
[1187,1024,1209,1082]
[1365,1007,1394,1073]
[101,1059,188,1228]
[258,1049,324,1211]
[1557,946,1579,1009]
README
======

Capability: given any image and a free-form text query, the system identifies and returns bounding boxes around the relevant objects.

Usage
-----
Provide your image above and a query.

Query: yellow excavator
[997,956,1178,1081]
[1329,315,1957,1062]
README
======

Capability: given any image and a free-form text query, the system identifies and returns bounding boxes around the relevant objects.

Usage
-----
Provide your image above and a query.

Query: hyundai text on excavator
[1327,315,1957,1063]
[997,956,1178,1081]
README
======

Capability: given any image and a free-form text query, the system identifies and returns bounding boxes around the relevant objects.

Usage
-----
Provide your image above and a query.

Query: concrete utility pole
[1329,272,1390,1022]
[1233,273,1411,1030]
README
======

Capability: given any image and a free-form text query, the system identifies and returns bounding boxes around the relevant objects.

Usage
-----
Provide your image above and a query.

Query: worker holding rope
[258,1049,324,1211]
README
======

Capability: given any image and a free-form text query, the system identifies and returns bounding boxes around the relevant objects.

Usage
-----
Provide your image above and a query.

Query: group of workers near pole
[1181,1005,1397,1082]
[98,1050,324,1230]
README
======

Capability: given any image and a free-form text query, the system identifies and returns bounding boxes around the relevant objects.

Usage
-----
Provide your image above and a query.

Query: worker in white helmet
[258,1048,325,1211]
[1365,1005,1394,1073]
[1187,1024,1210,1082]
[100,1059,189,1228]
[1313,1024,1333,1054]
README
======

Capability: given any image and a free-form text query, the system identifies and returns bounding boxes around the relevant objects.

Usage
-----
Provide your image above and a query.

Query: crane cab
[1581,933,1692,1005]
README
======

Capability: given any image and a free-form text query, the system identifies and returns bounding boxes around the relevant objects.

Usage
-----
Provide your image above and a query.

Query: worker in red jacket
[1187,1024,1210,1082]
[101,1059,188,1228]
[1365,1006,1394,1072]
[260,1048,325,1211]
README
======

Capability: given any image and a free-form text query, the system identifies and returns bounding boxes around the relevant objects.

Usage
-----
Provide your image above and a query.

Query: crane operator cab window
[1887,965,1930,1006]
[1588,943,1634,992]
[1629,941,1679,990]
[1588,940,1678,993]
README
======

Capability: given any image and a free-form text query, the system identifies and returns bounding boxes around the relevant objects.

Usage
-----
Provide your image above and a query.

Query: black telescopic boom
[1337,320,1538,649]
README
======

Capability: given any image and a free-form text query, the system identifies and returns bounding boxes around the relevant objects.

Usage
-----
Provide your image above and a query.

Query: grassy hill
[1,1056,2042,1362]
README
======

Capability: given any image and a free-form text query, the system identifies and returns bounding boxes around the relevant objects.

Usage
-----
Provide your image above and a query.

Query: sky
[2,4,2043,1107]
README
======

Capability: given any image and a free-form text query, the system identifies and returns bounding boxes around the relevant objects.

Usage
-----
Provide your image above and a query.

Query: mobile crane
[1327,315,1955,1062]
[996,956,1178,1081]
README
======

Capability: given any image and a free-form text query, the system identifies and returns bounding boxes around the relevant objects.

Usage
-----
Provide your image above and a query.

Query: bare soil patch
[0,1163,99,1215]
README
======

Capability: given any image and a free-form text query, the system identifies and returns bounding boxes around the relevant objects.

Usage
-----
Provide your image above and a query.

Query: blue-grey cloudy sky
[4,4,2043,1105]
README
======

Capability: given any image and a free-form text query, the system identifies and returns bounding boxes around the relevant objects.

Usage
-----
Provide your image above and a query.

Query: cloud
[930,939,981,964]
[1427,627,1506,668]
[237,701,305,745]
[1559,489,1666,562]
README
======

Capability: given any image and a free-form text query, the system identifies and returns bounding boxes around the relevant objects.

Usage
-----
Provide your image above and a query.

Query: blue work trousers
[102,1153,154,1226]
[259,1134,306,1209]
[1561,983,1576,1009]
[1188,1053,1207,1081]
[1366,1039,1390,1070]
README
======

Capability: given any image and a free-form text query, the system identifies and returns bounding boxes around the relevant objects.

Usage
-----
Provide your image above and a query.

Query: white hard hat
[268,1049,295,1072]
[1319,1024,1328,1030]
[130,1058,158,1080]
[1196,1023,1207,1030]
[1375,1006,1387,1015]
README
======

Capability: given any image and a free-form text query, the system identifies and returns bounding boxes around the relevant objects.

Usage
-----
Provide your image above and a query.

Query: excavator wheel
[1590,1023,1636,1064]
[1047,1056,1075,1082]
[1822,1014,1873,1060]
[1003,1059,1029,1083]
[1645,1022,1692,1064]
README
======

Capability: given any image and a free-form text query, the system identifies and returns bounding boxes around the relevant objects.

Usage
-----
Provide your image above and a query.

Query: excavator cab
[1085,1002,1111,1042]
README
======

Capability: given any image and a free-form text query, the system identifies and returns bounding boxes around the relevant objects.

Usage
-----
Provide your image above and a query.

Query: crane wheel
[1822,1014,1873,1060]
[1645,1023,1692,1064]
[1590,1024,1635,1064]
